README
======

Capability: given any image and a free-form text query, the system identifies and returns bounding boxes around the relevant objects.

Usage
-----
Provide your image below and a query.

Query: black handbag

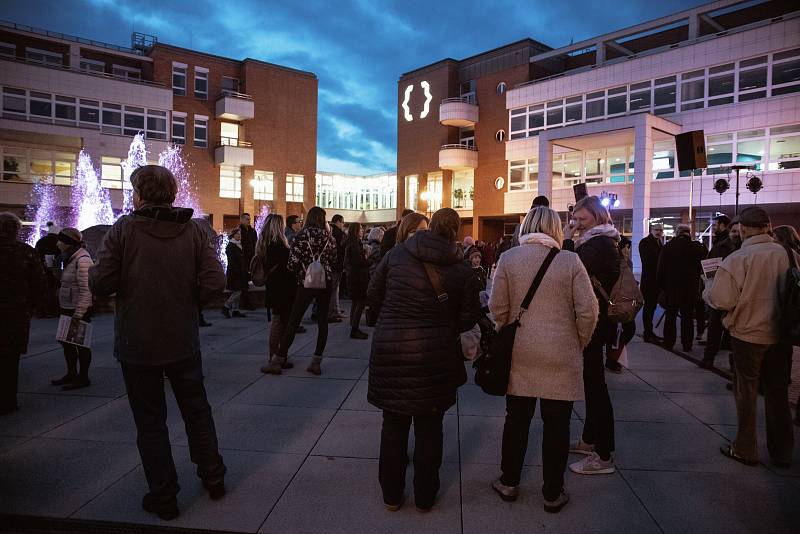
[474,247,559,396]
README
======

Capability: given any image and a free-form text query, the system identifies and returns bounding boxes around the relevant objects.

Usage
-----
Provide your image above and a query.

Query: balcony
[439,144,478,171]
[215,90,255,121]
[214,138,253,166]
[439,97,479,127]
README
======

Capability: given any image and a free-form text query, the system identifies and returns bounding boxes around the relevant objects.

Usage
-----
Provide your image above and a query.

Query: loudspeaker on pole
[573,183,588,202]
[675,130,707,172]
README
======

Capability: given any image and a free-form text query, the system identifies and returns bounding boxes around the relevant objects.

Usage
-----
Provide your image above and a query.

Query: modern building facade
[315,171,397,225]
[396,0,800,270]
[0,20,317,231]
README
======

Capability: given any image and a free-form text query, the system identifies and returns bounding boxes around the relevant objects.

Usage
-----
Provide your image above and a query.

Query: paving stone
[0,394,111,437]
[622,469,800,534]
[17,364,127,398]
[276,356,368,380]
[572,390,696,423]
[259,456,461,534]
[75,447,304,532]
[0,436,28,456]
[0,437,141,516]
[461,463,660,534]
[232,376,355,409]
[710,424,800,477]
[666,392,766,427]
[458,385,507,417]
[605,368,657,391]
[630,369,730,394]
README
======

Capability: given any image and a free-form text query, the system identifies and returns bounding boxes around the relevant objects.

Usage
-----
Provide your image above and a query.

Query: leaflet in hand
[56,315,93,348]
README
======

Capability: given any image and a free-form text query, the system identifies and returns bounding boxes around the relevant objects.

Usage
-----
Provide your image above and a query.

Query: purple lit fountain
[73,150,114,230]
[158,144,203,216]
[24,182,58,246]
[121,133,148,214]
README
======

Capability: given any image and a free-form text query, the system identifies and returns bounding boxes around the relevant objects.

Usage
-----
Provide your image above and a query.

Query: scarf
[574,224,620,249]
[229,238,242,249]
[518,232,561,249]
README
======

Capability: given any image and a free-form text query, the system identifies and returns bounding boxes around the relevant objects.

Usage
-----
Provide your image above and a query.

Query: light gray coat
[489,235,598,401]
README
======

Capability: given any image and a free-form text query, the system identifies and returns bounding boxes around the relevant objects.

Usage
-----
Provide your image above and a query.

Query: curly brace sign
[402,81,432,122]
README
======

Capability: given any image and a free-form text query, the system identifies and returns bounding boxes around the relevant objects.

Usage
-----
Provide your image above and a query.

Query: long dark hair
[304,206,327,230]
[345,222,363,250]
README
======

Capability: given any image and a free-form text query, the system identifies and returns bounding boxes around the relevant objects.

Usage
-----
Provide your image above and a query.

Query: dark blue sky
[2,0,705,174]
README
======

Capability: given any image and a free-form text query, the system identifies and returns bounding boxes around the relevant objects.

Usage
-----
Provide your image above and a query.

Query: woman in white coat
[488,206,598,513]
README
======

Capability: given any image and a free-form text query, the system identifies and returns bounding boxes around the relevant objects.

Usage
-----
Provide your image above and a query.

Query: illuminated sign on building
[402,81,433,122]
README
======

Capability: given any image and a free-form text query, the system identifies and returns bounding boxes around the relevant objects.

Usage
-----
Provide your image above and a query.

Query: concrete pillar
[537,138,554,201]
[631,118,653,275]
[688,14,699,41]
[596,40,605,65]
[69,44,80,69]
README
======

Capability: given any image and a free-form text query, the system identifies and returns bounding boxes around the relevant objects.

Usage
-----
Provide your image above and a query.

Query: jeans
[378,410,443,508]
[224,290,242,311]
[695,297,706,337]
[730,338,794,463]
[663,302,694,350]
[58,307,92,380]
[350,299,366,331]
[0,351,21,411]
[279,286,331,359]
[120,354,226,503]
[269,313,287,359]
[703,308,730,360]
[642,294,658,337]
[500,395,573,501]
[581,328,615,459]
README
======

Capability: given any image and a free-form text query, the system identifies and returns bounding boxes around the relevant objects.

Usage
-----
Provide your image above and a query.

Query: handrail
[219,90,253,100]
[441,97,478,105]
[440,143,478,151]
[0,20,144,55]
[218,137,253,148]
[0,54,166,88]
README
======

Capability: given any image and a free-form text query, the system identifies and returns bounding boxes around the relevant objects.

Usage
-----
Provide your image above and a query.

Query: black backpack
[782,246,800,346]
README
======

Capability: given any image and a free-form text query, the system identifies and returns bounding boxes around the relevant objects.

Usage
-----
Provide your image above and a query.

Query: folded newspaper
[56,315,93,348]
[701,257,722,278]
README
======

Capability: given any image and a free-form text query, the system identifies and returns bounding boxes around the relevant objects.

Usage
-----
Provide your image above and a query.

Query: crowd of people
[0,164,798,520]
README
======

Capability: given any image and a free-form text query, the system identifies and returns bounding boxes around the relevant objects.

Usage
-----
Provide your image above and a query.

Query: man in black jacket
[238,213,257,309]
[34,222,61,318]
[90,165,227,521]
[638,223,663,343]
[329,214,346,319]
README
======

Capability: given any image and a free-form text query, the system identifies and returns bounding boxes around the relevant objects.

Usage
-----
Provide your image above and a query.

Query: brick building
[396,0,800,271]
[0,20,317,232]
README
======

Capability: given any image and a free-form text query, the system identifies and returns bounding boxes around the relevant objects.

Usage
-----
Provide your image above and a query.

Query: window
[565,96,583,123]
[586,91,604,120]
[222,77,240,93]
[2,87,26,116]
[528,104,544,131]
[171,112,186,144]
[53,154,74,186]
[706,133,734,174]
[510,107,527,139]
[426,173,442,211]
[768,124,800,170]
[54,95,76,124]
[123,106,145,136]
[452,170,474,209]
[496,82,507,95]
[653,140,676,179]
[29,91,52,121]
[101,156,123,189]
[545,100,563,127]
[219,165,241,198]
[220,122,239,146]
[459,128,474,149]
[172,62,187,96]
[653,76,676,114]
[1,147,75,185]
[405,175,418,211]
[79,99,100,127]
[771,48,800,96]
[101,103,122,134]
[607,86,627,115]
[738,56,767,101]
[252,170,274,200]
[286,174,304,202]
[460,80,476,104]
[0,42,15,57]
[194,116,208,147]
[629,81,651,113]
[736,129,766,170]
[708,63,734,106]
[681,69,705,111]
[509,160,526,191]
[79,58,105,74]
[146,109,167,140]
[584,150,604,183]
[194,67,208,99]
[25,47,62,65]
[112,65,141,80]
[3,148,26,182]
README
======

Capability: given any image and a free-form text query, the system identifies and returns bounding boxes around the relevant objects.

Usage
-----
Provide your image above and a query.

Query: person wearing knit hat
[52,227,94,390]
[705,206,798,467]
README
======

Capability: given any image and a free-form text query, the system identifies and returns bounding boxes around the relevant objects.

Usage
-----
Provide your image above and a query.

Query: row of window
[402,172,475,212]
[507,123,800,191]
[172,62,241,99]
[316,173,397,211]
[0,43,149,82]
[509,47,800,139]
[219,168,303,201]
[1,147,74,185]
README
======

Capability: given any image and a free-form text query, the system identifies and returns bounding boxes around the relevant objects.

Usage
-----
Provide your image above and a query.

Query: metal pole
[735,167,740,215]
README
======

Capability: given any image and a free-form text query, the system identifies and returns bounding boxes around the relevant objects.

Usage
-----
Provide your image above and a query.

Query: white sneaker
[569,452,615,475]
[569,439,595,455]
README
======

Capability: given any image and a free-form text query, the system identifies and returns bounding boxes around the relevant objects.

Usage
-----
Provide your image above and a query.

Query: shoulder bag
[474,247,559,396]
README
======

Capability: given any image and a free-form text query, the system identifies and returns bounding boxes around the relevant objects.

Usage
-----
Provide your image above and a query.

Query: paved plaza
[1,306,799,534]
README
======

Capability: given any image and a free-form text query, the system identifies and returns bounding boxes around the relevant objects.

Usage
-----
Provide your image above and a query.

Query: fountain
[121,132,148,214]
[24,182,58,247]
[158,144,203,216]
[73,150,115,230]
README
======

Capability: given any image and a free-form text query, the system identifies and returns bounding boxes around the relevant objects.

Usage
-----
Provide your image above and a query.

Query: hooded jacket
[367,230,482,415]
[89,205,225,365]
[225,240,248,291]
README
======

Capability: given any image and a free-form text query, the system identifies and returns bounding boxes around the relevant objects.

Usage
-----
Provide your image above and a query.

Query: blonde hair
[573,196,612,226]
[256,213,289,257]
[397,212,428,244]
[519,206,564,244]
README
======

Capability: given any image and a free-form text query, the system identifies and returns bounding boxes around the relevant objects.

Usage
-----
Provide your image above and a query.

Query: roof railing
[0,19,143,55]
[0,54,165,88]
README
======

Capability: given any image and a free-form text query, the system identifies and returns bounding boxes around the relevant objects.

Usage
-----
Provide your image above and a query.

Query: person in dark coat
[657,224,704,352]
[562,196,620,476]
[329,214,347,319]
[259,214,299,375]
[343,222,370,339]
[0,212,44,415]
[701,215,738,367]
[238,213,257,310]
[380,209,414,258]
[638,223,663,343]
[367,208,481,512]
[89,165,227,520]
[34,221,61,318]
[223,227,248,318]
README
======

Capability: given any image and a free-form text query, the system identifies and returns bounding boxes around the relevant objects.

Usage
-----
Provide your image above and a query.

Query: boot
[306,357,322,376]
[350,329,368,340]
[51,374,76,386]
[261,355,284,375]
[221,307,231,319]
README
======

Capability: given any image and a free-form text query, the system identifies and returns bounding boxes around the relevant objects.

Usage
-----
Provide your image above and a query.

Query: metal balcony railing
[0,54,165,88]
[440,143,478,151]
[219,90,253,100]
[218,137,253,148]
[441,97,478,105]
[0,20,147,55]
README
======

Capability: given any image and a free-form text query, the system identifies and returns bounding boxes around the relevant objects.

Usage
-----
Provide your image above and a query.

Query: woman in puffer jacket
[276,206,337,376]
[562,196,621,476]
[367,208,481,513]
[366,227,385,279]
[51,227,94,390]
